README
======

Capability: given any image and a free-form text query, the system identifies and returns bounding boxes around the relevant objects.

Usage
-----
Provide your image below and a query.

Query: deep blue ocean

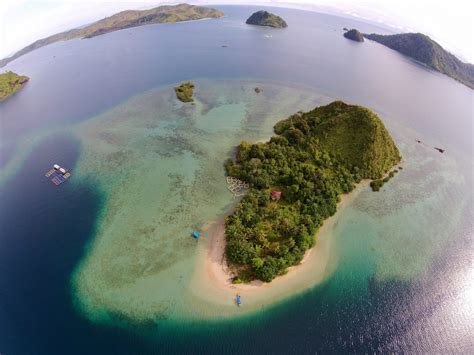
[0,5,473,354]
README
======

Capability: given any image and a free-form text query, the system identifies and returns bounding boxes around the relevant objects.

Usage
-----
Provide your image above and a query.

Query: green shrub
[174,82,195,102]
[225,101,400,282]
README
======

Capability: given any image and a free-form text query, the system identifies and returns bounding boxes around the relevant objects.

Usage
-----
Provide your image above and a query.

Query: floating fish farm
[45,164,71,186]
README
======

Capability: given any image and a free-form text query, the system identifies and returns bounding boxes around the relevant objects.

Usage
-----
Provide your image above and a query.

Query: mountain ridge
[364,32,474,89]
[0,3,224,68]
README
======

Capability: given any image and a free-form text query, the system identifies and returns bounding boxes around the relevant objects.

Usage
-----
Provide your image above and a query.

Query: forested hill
[224,101,400,283]
[0,71,29,101]
[245,10,288,28]
[364,32,474,89]
[0,4,224,68]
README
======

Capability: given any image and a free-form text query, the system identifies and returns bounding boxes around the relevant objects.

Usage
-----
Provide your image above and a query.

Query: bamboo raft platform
[45,164,71,186]
[226,176,249,198]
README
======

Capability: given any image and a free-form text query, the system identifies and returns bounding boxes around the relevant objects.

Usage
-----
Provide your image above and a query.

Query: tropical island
[246,11,288,28]
[0,4,224,67]
[224,101,400,282]
[364,32,474,89]
[0,71,29,101]
[174,82,195,102]
[343,29,364,42]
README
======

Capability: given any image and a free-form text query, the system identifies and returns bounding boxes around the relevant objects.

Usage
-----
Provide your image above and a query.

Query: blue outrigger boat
[191,223,202,239]
[235,294,241,306]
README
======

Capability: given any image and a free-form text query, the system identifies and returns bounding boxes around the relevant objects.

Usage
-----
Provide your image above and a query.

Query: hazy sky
[1,0,473,62]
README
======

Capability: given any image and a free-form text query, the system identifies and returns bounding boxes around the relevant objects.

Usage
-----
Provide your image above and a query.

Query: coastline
[188,180,369,318]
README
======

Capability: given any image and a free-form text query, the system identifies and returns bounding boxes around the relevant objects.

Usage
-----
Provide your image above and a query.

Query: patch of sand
[187,182,368,318]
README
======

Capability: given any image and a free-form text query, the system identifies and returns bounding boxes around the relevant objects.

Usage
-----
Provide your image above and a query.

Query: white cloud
[0,0,472,62]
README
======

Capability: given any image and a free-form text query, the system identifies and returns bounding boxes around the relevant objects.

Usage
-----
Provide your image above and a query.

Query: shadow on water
[0,143,16,170]
[0,133,151,354]
[0,129,471,355]
[0,5,472,352]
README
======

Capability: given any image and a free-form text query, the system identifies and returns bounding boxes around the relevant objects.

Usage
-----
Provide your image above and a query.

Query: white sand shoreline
[187,181,369,318]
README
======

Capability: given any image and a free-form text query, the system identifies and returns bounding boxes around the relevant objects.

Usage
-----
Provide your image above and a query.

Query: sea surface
[0,5,473,354]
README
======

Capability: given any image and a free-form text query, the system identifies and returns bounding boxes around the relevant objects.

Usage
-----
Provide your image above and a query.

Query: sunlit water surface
[0,5,472,354]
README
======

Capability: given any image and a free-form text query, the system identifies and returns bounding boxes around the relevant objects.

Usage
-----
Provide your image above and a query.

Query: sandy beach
[187,181,369,318]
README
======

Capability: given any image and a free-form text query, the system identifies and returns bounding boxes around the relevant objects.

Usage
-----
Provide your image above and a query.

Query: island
[174,82,195,102]
[343,29,364,42]
[363,32,474,89]
[0,71,29,101]
[224,101,400,282]
[245,11,288,28]
[0,4,224,67]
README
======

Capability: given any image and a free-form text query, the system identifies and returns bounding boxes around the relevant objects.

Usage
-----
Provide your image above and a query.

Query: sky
[0,0,473,63]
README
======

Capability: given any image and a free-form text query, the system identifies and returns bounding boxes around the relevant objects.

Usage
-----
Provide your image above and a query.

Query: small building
[59,167,67,174]
[192,231,200,239]
[53,164,60,170]
[271,190,282,200]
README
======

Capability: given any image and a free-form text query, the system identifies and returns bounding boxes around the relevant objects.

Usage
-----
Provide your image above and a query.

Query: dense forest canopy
[225,101,400,282]
[0,71,29,101]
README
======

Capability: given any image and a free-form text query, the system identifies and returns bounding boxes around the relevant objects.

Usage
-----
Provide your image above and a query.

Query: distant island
[0,4,224,67]
[343,29,364,42]
[174,82,195,102]
[0,71,29,101]
[364,32,474,89]
[246,11,287,28]
[224,101,400,282]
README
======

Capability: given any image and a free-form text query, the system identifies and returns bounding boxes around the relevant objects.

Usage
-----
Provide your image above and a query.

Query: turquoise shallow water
[70,80,334,322]
[0,5,472,354]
